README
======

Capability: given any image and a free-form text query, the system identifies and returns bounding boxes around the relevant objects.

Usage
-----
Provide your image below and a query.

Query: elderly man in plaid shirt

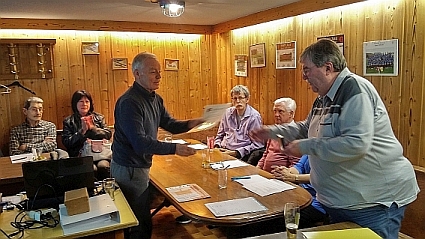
[9,96,57,155]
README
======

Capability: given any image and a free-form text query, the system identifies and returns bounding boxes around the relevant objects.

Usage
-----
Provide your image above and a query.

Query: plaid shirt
[9,120,57,155]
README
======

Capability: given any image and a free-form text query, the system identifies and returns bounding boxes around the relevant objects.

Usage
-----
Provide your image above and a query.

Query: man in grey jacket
[251,39,419,239]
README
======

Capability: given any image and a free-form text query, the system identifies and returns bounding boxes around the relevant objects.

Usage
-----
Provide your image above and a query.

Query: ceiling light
[159,0,185,17]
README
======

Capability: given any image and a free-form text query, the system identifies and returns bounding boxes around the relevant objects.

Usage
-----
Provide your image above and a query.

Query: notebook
[22,156,95,210]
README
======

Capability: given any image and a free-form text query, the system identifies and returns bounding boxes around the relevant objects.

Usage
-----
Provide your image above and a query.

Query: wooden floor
[151,206,286,239]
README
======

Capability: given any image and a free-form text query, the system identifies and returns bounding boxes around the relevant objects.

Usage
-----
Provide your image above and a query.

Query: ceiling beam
[0,18,213,35]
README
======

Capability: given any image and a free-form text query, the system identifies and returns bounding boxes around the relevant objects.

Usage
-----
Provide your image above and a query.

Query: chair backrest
[400,166,425,238]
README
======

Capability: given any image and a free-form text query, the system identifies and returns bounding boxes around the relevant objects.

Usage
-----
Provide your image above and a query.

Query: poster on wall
[235,55,248,77]
[363,39,399,76]
[276,41,296,69]
[317,34,345,54]
[249,43,266,68]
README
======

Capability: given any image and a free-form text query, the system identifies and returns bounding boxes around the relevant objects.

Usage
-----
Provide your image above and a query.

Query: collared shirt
[257,120,299,172]
[214,104,264,158]
[9,120,57,155]
[269,67,419,209]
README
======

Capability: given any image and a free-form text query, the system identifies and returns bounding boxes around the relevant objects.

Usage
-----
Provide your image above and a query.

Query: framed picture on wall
[81,42,99,55]
[276,41,296,69]
[164,59,179,71]
[235,54,248,77]
[112,58,128,70]
[363,39,399,76]
[249,43,266,68]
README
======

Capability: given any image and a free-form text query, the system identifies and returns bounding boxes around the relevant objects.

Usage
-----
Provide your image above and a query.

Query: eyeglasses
[231,96,246,101]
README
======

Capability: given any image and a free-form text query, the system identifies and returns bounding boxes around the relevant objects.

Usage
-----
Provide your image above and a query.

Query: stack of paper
[205,197,267,217]
[302,228,382,239]
[10,153,34,163]
[234,174,296,196]
[210,160,248,169]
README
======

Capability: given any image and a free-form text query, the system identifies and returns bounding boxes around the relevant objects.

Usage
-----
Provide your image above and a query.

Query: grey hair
[132,52,158,72]
[300,39,347,72]
[230,85,250,98]
[24,97,43,109]
[274,97,296,115]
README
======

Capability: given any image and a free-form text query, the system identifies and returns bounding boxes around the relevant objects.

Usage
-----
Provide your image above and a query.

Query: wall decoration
[112,58,128,70]
[363,39,399,76]
[249,43,266,68]
[276,41,296,69]
[234,55,248,77]
[317,34,345,54]
[164,58,179,71]
[81,42,99,55]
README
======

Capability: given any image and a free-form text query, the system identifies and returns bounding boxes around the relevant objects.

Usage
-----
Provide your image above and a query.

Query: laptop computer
[22,156,95,210]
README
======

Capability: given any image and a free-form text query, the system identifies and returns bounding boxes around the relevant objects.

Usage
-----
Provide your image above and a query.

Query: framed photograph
[81,42,99,55]
[276,41,296,69]
[249,43,266,68]
[363,39,399,76]
[164,59,179,71]
[234,55,248,77]
[317,34,345,55]
[112,58,128,70]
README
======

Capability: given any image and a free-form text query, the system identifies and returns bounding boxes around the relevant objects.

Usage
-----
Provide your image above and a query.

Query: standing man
[256,97,299,171]
[251,39,419,239]
[111,52,204,239]
[214,85,264,162]
[9,96,57,155]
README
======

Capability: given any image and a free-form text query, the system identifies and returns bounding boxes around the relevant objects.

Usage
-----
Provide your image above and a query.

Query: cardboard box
[64,188,90,216]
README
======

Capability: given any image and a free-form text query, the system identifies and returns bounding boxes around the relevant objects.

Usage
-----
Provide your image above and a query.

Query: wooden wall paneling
[418,0,425,166]
[54,33,72,126]
[176,37,190,120]
[200,35,214,105]
[110,33,130,111]
[188,37,202,119]
[97,32,112,125]
[0,94,12,155]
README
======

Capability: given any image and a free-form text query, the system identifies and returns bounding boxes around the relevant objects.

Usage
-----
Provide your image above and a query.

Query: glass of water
[103,178,116,200]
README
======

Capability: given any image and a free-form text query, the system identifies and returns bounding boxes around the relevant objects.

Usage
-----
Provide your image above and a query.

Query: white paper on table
[234,174,296,197]
[171,139,188,144]
[210,159,248,170]
[188,103,231,133]
[205,197,267,217]
[188,144,208,150]
[10,153,34,163]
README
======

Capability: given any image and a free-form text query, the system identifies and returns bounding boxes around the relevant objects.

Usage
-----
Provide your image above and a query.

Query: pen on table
[231,176,251,180]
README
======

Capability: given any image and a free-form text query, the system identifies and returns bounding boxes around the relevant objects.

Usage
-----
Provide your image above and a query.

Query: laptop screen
[22,156,95,209]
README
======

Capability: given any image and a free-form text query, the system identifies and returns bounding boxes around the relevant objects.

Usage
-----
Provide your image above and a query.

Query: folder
[59,194,120,235]
[302,228,382,239]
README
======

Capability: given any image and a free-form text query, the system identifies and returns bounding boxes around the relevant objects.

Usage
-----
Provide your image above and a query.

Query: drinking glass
[284,202,300,239]
[217,168,227,189]
[103,178,116,200]
[164,133,173,143]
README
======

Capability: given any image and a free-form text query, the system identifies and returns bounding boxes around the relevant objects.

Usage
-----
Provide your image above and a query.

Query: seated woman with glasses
[62,90,112,180]
[213,85,264,162]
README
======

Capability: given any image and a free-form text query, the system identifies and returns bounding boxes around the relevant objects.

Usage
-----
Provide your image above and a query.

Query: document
[10,153,34,163]
[210,159,248,169]
[166,183,211,203]
[205,197,267,217]
[234,174,296,197]
[302,228,381,239]
[188,143,208,150]
[188,103,231,133]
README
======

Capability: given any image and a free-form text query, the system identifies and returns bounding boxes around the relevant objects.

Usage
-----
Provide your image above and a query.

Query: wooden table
[0,189,138,239]
[150,140,312,226]
[0,155,26,195]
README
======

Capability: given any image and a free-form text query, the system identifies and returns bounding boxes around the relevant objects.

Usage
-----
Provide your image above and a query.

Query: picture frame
[81,42,99,55]
[112,58,128,70]
[164,58,179,71]
[249,43,266,68]
[234,54,248,77]
[276,41,296,69]
[363,39,399,76]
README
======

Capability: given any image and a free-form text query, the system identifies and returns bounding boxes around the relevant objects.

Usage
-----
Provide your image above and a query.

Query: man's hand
[282,140,302,157]
[18,144,27,151]
[175,144,197,156]
[249,126,270,142]
[188,118,205,129]
[44,136,55,143]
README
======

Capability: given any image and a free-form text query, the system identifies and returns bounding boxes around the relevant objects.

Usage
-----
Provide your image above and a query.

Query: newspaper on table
[188,103,231,133]
[166,183,210,202]
[234,174,296,197]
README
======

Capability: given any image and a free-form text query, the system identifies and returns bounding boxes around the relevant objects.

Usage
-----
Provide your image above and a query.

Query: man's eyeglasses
[231,96,246,101]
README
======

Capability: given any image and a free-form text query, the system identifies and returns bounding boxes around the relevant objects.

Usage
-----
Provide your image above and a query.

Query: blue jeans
[323,203,406,239]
